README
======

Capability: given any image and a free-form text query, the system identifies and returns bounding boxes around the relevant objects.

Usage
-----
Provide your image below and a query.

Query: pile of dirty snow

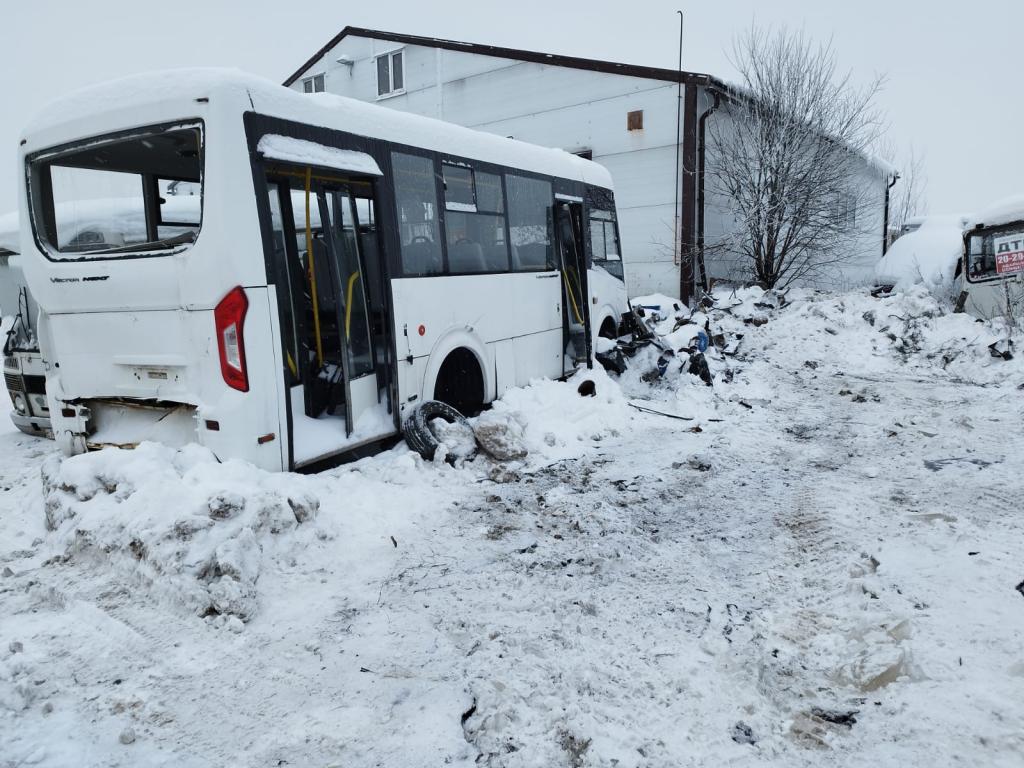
[41,443,322,624]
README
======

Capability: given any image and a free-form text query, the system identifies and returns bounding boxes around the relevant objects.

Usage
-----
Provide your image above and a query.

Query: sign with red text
[994,233,1024,275]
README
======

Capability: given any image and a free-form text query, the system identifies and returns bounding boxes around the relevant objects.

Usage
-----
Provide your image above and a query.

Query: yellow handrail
[305,167,324,366]
[345,271,361,340]
[562,268,584,325]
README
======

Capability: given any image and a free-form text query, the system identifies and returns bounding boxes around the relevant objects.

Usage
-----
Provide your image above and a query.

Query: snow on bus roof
[23,68,613,190]
[965,195,1024,231]
[256,135,383,176]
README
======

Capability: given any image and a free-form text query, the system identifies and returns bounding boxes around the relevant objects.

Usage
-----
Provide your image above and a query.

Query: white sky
[2,0,1019,216]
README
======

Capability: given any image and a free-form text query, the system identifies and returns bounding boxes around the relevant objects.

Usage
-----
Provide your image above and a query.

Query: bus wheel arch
[424,331,490,416]
[598,313,618,339]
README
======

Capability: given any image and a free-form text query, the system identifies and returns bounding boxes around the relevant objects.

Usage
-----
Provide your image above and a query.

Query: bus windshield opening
[967,226,1024,282]
[28,123,203,259]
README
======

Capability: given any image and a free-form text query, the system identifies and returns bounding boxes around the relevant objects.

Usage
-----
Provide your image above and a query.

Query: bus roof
[965,194,1024,232]
[22,68,613,190]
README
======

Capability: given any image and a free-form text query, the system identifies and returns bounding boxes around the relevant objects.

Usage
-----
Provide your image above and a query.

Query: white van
[18,69,628,471]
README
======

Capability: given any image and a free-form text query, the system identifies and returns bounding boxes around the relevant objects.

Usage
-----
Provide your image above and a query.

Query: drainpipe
[696,88,722,293]
[882,172,899,255]
[673,11,684,268]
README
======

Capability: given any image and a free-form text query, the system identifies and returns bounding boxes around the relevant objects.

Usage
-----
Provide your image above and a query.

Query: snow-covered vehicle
[873,215,969,294]
[959,196,1024,321]
[0,212,51,437]
[18,69,628,471]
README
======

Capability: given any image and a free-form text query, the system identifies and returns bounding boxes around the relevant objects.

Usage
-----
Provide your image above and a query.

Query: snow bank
[477,368,631,466]
[41,442,321,622]
[874,216,966,292]
[747,285,1023,386]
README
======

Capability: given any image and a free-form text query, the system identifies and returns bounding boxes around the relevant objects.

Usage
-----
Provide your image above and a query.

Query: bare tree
[887,144,928,237]
[706,27,888,289]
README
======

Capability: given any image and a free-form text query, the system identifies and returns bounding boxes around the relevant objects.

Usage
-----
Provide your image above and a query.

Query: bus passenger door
[263,167,395,469]
[323,187,382,438]
[554,200,592,374]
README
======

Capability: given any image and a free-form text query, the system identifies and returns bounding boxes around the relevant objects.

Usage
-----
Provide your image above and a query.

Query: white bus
[19,69,628,471]
[960,203,1024,321]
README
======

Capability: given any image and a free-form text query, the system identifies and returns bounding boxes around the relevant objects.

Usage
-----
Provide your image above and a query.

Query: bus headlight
[12,392,28,415]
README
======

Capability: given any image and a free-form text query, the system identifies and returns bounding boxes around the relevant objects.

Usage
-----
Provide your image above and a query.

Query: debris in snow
[8,641,23,654]
[731,721,757,745]
[811,708,859,728]
[557,729,592,768]
[429,417,478,463]
[473,412,529,462]
[118,727,135,745]
[789,712,830,748]
[577,379,597,397]
[989,337,1014,360]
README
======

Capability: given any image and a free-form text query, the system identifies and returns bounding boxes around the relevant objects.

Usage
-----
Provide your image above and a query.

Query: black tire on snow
[403,400,473,461]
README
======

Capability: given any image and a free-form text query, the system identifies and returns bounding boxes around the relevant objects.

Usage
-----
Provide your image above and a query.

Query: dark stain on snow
[924,457,998,472]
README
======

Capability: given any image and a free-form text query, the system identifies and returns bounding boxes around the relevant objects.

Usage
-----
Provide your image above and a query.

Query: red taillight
[215,286,249,392]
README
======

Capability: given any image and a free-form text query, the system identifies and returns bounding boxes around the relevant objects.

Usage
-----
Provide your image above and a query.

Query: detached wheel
[403,400,475,461]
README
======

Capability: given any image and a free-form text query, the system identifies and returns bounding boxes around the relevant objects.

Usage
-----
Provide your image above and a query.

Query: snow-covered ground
[2,287,1023,767]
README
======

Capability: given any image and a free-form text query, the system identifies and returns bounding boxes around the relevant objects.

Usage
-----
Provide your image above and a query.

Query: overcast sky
[2,0,1019,216]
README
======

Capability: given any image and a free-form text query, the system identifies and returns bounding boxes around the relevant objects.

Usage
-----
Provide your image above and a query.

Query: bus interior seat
[449,240,486,273]
[359,231,384,310]
[403,239,442,275]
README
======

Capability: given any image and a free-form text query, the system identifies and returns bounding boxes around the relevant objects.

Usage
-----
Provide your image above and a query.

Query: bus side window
[589,209,623,281]
[391,152,443,276]
[506,174,554,271]
[443,168,510,273]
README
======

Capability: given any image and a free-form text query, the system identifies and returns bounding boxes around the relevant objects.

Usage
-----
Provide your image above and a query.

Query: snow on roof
[23,68,613,190]
[866,154,898,178]
[965,195,1024,231]
[256,135,383,176]
[874,214,966,289]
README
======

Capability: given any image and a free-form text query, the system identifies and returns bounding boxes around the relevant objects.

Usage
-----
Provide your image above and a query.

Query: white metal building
[283,28,896,300]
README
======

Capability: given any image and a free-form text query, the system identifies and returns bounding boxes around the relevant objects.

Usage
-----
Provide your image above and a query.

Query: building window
[376,50,405,97]
[834,193,857,229]
[627,110,644,131]
[302,73,325,93]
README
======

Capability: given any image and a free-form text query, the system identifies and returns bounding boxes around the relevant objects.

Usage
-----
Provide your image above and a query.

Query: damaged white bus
[959,199,1024,321]
[19,70,628,471]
